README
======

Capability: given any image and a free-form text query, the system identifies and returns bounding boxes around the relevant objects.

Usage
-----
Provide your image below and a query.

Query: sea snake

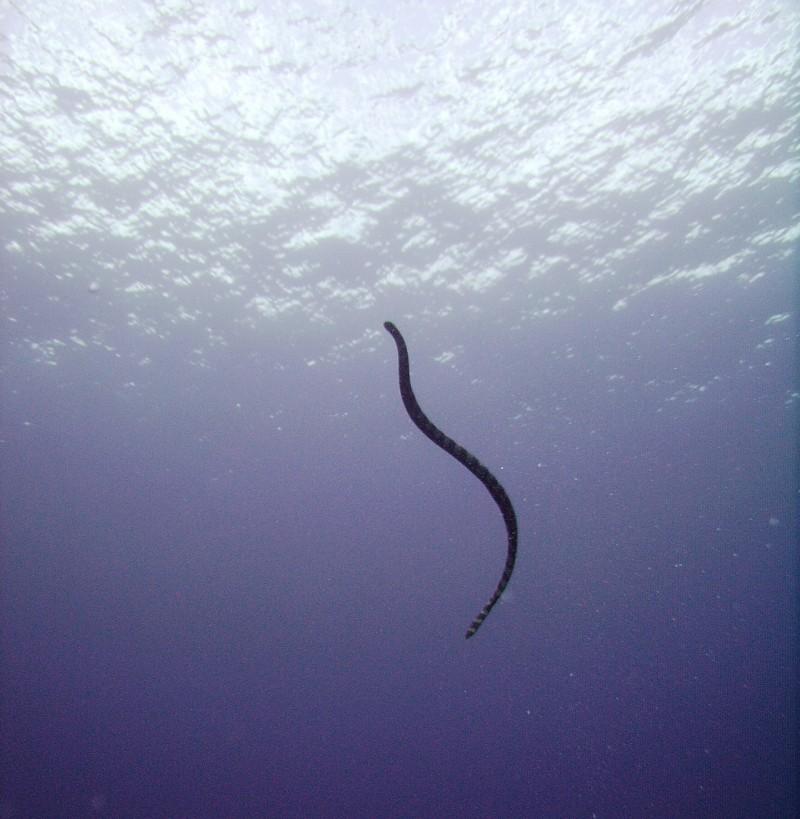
[384,321,518,639]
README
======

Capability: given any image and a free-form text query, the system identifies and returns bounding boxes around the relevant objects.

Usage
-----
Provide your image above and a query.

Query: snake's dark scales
[384,321,518,639]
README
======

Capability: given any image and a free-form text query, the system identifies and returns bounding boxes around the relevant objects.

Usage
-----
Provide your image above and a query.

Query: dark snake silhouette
[384,321,518,638]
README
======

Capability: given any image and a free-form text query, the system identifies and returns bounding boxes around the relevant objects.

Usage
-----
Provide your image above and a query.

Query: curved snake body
[384,321,518,638]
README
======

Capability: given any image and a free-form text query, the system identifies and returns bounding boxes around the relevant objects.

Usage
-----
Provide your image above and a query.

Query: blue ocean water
[1,1,797,817]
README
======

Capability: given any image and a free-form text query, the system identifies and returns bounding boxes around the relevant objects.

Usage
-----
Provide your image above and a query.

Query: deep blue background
[2,272,796,817]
